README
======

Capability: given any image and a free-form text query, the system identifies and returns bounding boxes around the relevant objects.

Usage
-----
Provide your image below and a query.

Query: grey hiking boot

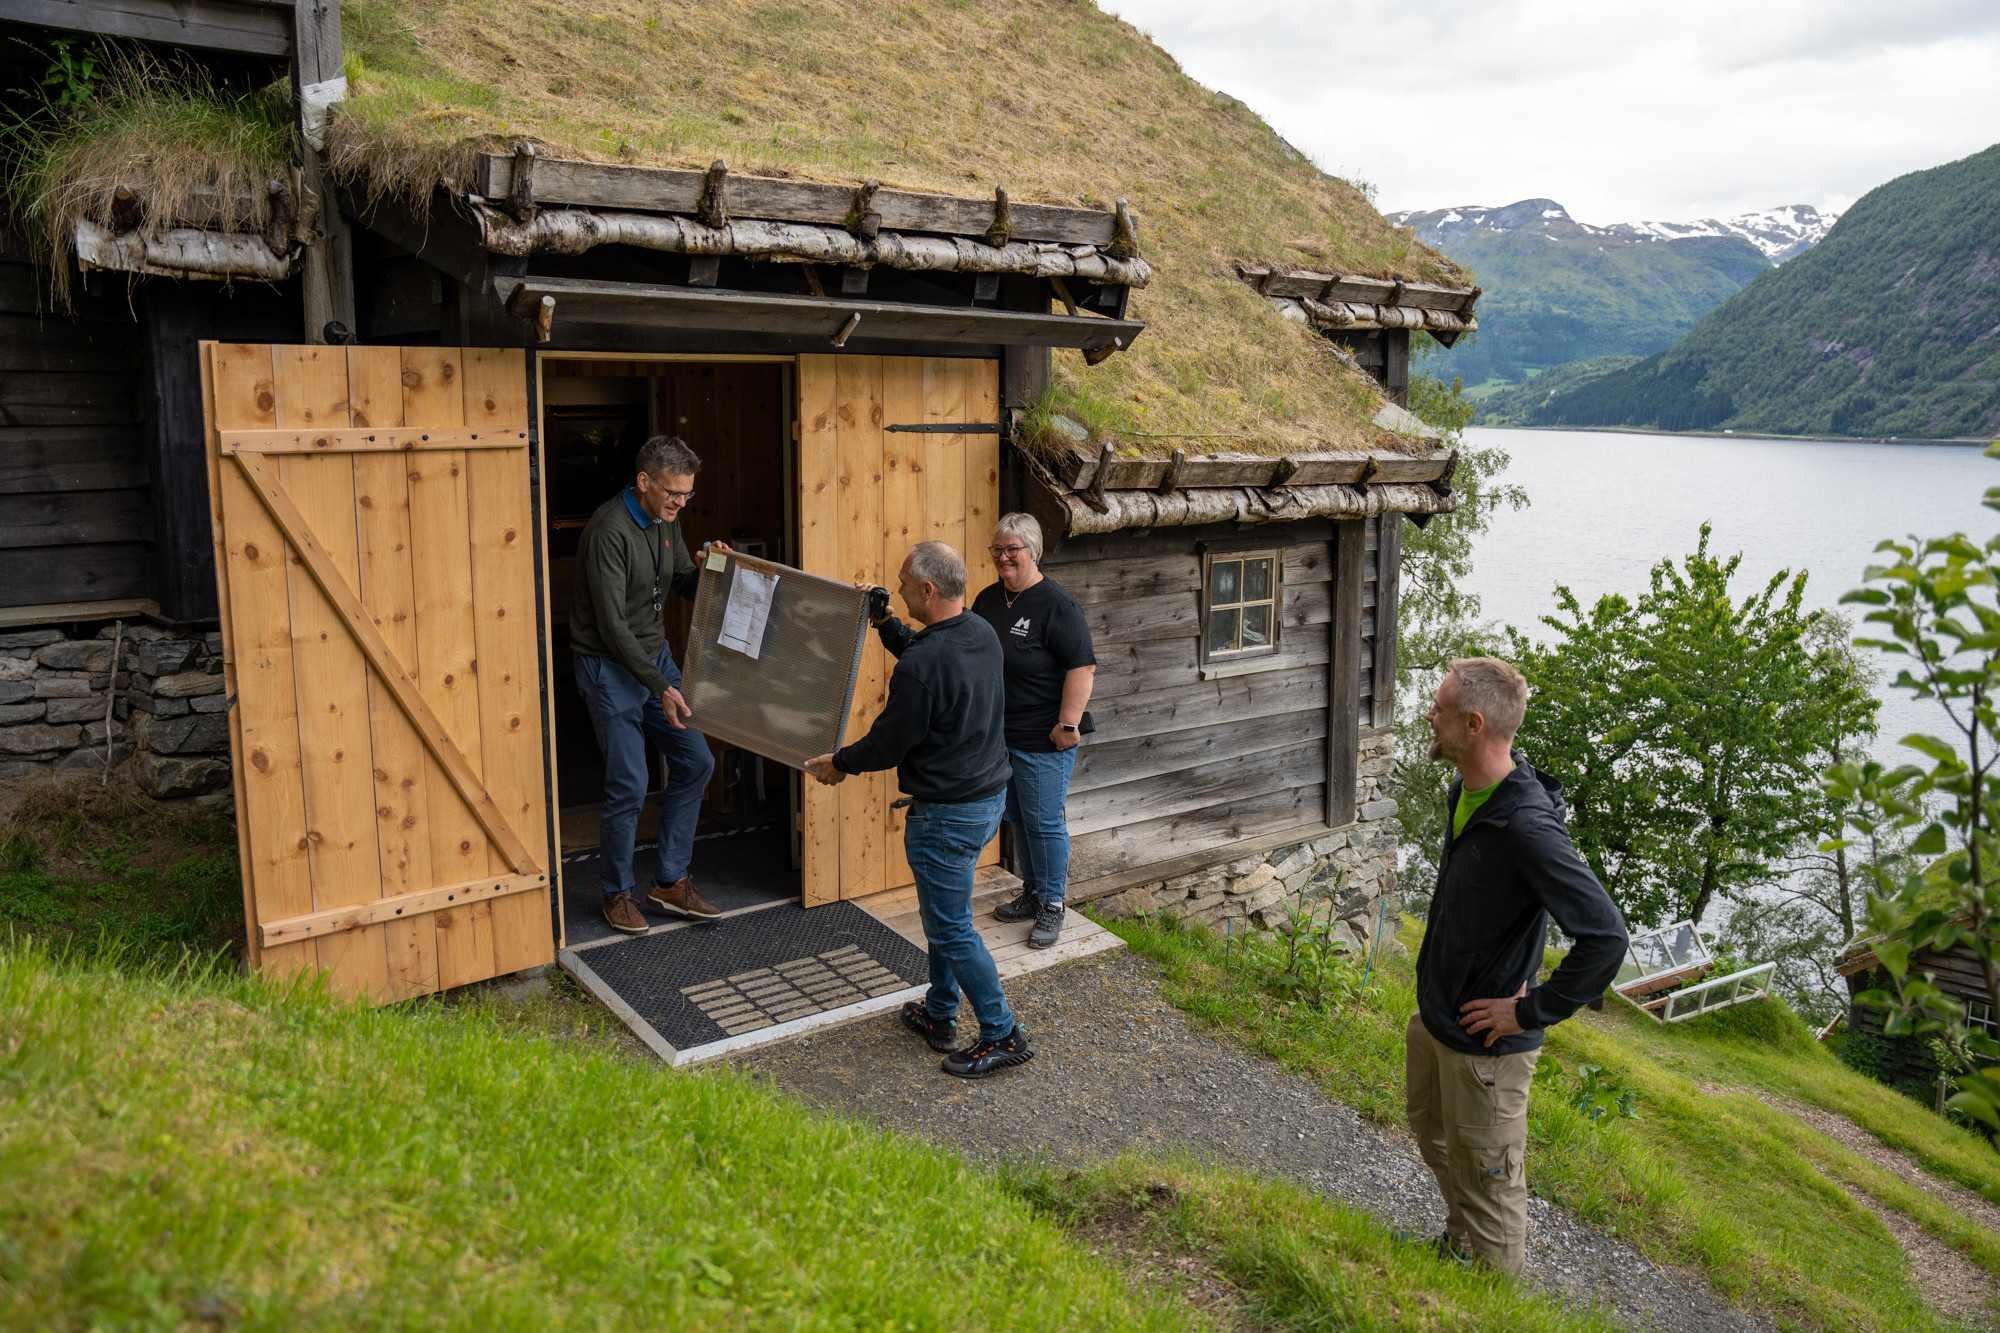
[1028,901,1066,949]
[993,886,1040,923]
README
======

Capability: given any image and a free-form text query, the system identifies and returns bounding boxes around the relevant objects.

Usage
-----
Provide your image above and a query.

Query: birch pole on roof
[293,0,355,343]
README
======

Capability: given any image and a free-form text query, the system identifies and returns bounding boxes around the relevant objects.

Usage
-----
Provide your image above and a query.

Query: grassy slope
[1101,911,2000,1333]
[1512,143,2000,440]
[0,941,1635,1332]
[331,0,1452,455]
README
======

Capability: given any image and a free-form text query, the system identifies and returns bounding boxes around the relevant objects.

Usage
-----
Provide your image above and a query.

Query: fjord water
[1462,427,2000,759]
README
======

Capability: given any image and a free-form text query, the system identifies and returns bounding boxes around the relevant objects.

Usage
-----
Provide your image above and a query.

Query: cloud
[1101,0,2000,222]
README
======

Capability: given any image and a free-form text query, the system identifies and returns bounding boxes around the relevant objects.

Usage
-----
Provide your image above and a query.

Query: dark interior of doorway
[541,358,799,934]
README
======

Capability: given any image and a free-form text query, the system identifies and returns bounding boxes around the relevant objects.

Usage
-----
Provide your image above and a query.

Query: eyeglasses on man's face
[660,488,695,502]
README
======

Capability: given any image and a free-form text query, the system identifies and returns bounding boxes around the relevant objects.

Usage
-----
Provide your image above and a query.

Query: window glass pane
[1209,559,1241,606]
[1244,556,1272,602]
[1242,603,1271,649]
[1208,608,1240,655]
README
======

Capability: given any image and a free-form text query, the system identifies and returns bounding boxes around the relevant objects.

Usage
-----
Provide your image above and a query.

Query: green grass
[1098,910,2000,1332]
[0,940,1661,1331]
[1010,1156,1617,1333]
[0,942,1188,1330]
[0,782,244,962]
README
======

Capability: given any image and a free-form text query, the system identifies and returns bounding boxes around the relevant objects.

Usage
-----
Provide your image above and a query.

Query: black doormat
[572,901,929,1053]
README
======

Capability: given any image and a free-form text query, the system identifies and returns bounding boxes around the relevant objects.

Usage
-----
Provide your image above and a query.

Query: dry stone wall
[0,623,232,799]
[1089,732,1403,952]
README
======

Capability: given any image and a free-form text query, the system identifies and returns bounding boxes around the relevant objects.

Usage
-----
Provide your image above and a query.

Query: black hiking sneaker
[900,1001,958,1053]
[1028,901,1066,949]
[941,1026,1034,1079]
[993,886,1040,923]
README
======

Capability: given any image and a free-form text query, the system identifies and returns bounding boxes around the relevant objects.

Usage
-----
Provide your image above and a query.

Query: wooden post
[1328,519,1366,827]
[1383,328,1410,408]
[293,0,354,343]
[1373,515,1401,725]
[140,284,221,622]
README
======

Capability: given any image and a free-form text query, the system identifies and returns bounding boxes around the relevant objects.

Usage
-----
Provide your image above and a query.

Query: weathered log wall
[0,250,153,611]
[1045,514,1397,885]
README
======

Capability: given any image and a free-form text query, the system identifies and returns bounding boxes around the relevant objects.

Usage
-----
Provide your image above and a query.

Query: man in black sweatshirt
[1410,656,1628,1275]
[804,541,1031,1079]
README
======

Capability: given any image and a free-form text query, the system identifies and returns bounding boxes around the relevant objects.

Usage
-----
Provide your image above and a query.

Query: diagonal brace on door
[228,450,540,874]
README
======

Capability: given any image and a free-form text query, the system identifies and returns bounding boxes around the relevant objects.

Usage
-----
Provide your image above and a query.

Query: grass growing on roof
[1095,908,2000,1331]
[0,48,293,305]
[329,0,1444,456]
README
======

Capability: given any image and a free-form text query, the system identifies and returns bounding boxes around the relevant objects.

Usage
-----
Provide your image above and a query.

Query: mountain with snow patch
[1386,198,1835,387]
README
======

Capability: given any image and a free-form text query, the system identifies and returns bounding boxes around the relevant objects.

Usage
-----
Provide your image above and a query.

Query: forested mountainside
[1496,143,2000,439]
[1389,199,1818,388]
[1473,355,1642,425]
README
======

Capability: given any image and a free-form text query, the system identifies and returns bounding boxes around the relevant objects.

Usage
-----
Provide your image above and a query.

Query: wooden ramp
[852,864,1124,981]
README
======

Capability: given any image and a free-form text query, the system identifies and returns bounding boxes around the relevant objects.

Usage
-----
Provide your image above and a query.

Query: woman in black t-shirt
[970,513,1097,950]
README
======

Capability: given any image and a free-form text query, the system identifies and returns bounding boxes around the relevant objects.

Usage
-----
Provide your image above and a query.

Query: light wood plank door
[796,354,1001,905]
[202,343,554,1002]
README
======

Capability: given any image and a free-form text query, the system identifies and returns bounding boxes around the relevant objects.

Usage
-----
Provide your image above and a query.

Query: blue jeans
[1003,747,1077,908]
[906,791,1014,1041]
[574,647,715,902]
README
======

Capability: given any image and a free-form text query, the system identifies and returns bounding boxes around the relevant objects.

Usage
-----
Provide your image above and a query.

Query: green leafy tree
[1512,528,1876,927]
[1393,353,1529,907]
[1826,444,2000,1127]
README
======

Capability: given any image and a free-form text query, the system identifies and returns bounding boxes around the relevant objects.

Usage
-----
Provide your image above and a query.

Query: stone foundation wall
[0,623,233,799]
[1089,731,1401,952]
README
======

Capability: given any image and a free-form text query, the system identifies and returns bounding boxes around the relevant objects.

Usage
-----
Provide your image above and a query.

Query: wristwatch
[1058,723,1079,733]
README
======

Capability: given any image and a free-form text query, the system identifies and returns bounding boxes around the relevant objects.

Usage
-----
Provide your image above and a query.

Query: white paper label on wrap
[717,565,777,660]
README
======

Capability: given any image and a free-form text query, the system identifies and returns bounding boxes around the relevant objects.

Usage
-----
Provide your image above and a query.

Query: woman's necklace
[1002,571,1042,610]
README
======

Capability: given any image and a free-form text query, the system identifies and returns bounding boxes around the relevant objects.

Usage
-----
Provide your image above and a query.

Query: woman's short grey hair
[1447,656,1528,739]
[992,512,1044,562]
[907,541,968,601]
[636,435,701,479]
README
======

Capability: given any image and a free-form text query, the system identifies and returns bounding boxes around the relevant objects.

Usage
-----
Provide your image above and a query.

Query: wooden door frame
[530,350,802,943]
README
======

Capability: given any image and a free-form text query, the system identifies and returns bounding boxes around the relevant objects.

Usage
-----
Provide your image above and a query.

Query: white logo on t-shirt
[1011,617,1031,637]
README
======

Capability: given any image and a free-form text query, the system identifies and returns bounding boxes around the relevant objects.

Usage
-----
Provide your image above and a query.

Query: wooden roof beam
[5,0,293,56]
[497,276,1143,353]
[474,153,1125,248]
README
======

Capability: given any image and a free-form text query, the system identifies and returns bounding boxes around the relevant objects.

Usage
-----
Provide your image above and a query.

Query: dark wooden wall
[0,244,152,610]
[1042,513,1393,882]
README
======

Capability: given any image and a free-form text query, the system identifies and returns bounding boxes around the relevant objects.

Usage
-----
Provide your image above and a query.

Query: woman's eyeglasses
[989,544,1030,559]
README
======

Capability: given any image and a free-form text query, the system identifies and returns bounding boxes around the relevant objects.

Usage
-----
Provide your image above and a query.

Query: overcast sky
[1099,0,2000,225]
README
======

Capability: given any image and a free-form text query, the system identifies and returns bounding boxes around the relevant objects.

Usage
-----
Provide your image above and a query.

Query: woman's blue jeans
[906,791,1014,1041]
[1004,747,1077,907]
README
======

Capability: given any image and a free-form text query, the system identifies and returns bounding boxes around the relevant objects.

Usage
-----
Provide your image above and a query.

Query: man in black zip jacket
[804,541,1032,1080]
[1410,656,1627,1275]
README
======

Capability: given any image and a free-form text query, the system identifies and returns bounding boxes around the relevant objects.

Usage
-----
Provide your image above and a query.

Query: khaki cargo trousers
[1404,1012,1536,1275]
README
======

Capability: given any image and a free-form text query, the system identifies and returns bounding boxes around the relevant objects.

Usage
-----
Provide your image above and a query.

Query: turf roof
[329,0,1462,456]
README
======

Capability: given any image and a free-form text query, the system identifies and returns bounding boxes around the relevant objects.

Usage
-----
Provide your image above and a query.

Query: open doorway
[540,356,800,945]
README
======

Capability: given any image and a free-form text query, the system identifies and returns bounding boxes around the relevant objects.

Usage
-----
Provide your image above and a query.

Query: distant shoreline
[1474,423,1995,448]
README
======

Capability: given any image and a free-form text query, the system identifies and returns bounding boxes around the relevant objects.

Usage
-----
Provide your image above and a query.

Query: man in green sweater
[571,436,724,935]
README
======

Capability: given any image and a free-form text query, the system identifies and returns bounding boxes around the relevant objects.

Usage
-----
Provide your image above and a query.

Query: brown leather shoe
[602,893,648,935]
[649,875,721,920]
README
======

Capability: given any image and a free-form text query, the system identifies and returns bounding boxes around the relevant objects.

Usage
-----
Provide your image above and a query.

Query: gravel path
[736,947,1773,1332]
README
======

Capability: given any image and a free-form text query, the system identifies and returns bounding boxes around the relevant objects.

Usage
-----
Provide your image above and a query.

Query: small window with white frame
[1203,549,1282,661]
[1969,999,1997,1037]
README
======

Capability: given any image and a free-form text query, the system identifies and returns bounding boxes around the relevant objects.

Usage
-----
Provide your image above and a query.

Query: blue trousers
[907,791,1014,1041]
[574,647,715,902]
[1003,747,1077,907]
